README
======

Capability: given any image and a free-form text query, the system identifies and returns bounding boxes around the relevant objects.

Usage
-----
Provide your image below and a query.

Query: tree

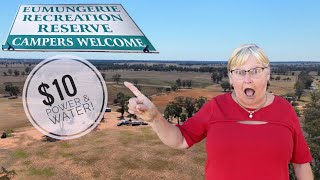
[195,96,207,112]
[211,72,223,83]
[171,102,182,124]
[14,70,20,76]
[182,80,186,88]
[185,97,196,118]
[165,102,182,124]
[294,80,304,100]
[174,96,184,107]
[7,69,12,75]
[5,83,20,96]
[156,87,163,94]
[298,71,312,89]
[180,113,187,123]
[220,81,231,92]
[133,79,139,86]
[114,92,129,119]
[25,66,31,74]
[211,72,218,83]
[164,110,171,122]
[112,74,121,84]
[186,80,192,88]
[164,104,175,122]
[217,73,223,83]
[303,91,320,179]
[171,84,178,91]
[176,79,182,88]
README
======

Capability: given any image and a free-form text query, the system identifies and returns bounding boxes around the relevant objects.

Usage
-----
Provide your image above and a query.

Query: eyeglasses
[230,67,268,80]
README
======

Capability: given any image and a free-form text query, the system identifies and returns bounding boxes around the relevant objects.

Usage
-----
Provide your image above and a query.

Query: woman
[124,44,313,180]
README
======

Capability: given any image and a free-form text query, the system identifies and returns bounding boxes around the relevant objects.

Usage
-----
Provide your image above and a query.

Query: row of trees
[303,91,320,178]
[175,79,192,89]
[272,65,320,75]
[163,96,207,124]
[270,76,292,81]
[93,62,320,76]
[96,63,230,73]
[113,91,208,125]
[2,67,32,76]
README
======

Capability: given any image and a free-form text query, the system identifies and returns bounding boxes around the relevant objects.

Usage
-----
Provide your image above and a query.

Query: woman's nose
[243,73,253,83]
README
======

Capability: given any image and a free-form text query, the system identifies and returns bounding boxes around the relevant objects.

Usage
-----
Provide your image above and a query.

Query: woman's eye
[233,70,246,76]
[252,69,260,74]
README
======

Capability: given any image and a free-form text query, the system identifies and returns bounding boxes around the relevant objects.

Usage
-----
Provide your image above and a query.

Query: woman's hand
[124,81,188,149]
[124,82,161,122]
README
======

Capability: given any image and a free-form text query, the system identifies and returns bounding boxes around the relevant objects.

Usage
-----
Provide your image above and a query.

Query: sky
[0,0,319,61]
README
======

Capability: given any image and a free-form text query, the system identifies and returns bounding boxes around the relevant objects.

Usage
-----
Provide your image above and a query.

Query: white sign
[2,4,157,52]
[23,55,108,140]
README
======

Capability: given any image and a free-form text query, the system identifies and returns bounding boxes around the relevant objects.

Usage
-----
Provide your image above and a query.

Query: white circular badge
[22,55,107,140]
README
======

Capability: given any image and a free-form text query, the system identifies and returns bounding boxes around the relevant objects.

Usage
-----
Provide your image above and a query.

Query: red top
[176,93,312,180]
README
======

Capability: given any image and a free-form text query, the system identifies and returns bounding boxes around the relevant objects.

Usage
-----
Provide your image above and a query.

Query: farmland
[0,59,319,179]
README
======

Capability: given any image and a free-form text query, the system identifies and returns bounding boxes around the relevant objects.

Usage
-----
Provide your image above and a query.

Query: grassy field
[0,125,206,179]
[101,70,213,88]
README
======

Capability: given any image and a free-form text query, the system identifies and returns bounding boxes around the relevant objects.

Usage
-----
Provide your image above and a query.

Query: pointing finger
[124,81,144,97]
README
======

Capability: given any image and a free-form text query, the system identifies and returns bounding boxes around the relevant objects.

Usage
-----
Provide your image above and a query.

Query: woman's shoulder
[197,93,232,109]
[213,92,232,101]
[209,92,233,107]
[266,95,298,121]
[272,95,294,108]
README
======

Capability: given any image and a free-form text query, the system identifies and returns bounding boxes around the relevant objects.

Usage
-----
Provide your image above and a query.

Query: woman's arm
[293,163,313,180]
[149,112,189,149]
[125,82,188,149]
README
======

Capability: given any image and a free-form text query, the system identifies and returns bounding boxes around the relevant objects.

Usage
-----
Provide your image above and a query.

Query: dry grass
[268,78,296,96]
[152,84,224,112]
[0,125,206,179]
[0,97,30,130]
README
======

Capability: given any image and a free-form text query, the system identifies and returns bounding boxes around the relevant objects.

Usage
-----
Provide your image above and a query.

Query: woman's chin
[245,94,255,99]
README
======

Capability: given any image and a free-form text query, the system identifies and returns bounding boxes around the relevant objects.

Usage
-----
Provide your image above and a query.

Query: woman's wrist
[148,111,164,125]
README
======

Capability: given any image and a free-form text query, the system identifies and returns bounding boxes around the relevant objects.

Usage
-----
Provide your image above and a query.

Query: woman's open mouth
[244,88,255,97]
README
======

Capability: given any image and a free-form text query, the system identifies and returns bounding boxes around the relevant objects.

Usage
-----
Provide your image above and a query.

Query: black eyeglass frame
[229,67,269,75]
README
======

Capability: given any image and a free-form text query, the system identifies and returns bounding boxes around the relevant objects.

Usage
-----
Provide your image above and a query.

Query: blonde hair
[227,44,270,71]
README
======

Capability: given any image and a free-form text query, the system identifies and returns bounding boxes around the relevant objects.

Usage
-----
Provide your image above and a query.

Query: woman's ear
[228,73,233,85]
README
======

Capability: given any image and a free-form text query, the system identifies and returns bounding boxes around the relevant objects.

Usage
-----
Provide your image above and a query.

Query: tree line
[2,67,32,76]
[96,63,229,73]
[163,96,207,124]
